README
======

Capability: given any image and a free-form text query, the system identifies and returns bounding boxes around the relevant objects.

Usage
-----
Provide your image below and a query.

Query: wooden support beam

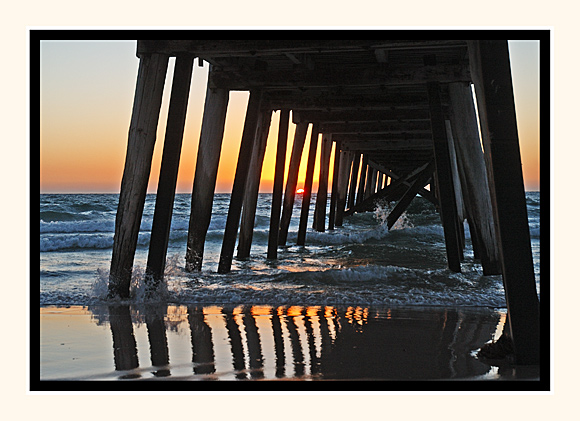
[347,153,361,210]
[313,133,333,232]
[278,121,309,245]
[468,40,539,364]
[345,161,432,216]
[345,177,408,216]
[209,63,470,90]
[356,155,369,205]
[217,90,263,274]
[427,81,462,273]
[335,151,352,227]
[387,161,434,229]
[109,53,169,299]
[367,160,438,206]
[138,39,468,57]
[294,109,430,125]
[320,121,432,135]
[238,110,273,258]
[448,82,501,275]
[297,123,320,245]
[267,109,290,259]
[146,56,194,286]
[185,83,230,272]
[328,141,341,230]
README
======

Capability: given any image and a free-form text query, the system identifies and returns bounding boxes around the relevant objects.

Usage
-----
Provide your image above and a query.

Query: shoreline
[37,303,541,387]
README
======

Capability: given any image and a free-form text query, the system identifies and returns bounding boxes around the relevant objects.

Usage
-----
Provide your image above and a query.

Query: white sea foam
[40,193,539,309]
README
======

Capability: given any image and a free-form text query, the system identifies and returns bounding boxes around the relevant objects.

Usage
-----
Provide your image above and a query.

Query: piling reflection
[188,306,215,375]
[96,304,501,380]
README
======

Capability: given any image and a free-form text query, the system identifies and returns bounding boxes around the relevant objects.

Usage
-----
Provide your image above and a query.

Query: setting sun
[296,188,305,194]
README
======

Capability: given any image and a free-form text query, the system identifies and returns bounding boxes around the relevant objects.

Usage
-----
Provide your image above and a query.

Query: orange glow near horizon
[39,40,541,194]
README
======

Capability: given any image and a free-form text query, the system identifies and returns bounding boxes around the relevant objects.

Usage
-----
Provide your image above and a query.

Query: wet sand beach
[37,304,541,390]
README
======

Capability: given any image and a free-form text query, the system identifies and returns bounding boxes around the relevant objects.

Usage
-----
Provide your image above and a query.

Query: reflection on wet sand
[96,304,503,380]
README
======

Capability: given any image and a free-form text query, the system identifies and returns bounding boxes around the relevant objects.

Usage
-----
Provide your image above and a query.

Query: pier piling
[468,40,540,364]
[109,53,169,298]
[267,110,290,259]
[146,55,194,285]
[297,123,320,245]
[185,81,229,272]
[217,90,263,274]
[278,121,309,245]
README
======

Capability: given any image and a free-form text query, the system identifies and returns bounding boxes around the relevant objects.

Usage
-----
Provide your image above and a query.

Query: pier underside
[108,36,540,365]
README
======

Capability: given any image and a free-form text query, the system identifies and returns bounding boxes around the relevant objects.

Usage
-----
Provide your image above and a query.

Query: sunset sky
[39,39,540,193]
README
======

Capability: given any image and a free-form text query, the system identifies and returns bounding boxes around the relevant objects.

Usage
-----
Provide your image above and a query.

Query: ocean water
[39,192,541,309]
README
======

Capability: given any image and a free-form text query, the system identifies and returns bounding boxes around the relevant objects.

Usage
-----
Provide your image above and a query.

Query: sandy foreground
[36,304,541,389]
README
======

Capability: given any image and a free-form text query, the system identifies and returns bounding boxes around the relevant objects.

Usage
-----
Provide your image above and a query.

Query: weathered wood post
[313,133,333,232]
[278,121,309,245]
[109,53,169,299]
[217,90,263,274]
[468,40,540,364]
[146,55,194,286]
[267,110,290,259]
[347,152,361,210]
[238,109,273,258]
[328,141,341,230]
[427,81,462,273]
[185,78,230,272]
[297,123,320,245]
[335,151,352,227]
[446,121,466,260]
[364,164,374,200]
[356,154,369,205]
[448,82,501,275]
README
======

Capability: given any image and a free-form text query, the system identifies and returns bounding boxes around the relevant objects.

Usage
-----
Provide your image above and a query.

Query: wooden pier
[108,36,540,365]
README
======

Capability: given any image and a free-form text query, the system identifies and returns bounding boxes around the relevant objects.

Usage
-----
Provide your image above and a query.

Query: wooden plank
[468,40,539,364]
[185,83,230,272]
[313,133,333,232]
[278,122,309,245]
[217,90,263,274]
[146,56,194,285]
[297,123,320,245]
[267,109,290,259]
[238,110,272,258]
[427,81,462,273]
[109,53,169,299]
[448,82,501,275]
